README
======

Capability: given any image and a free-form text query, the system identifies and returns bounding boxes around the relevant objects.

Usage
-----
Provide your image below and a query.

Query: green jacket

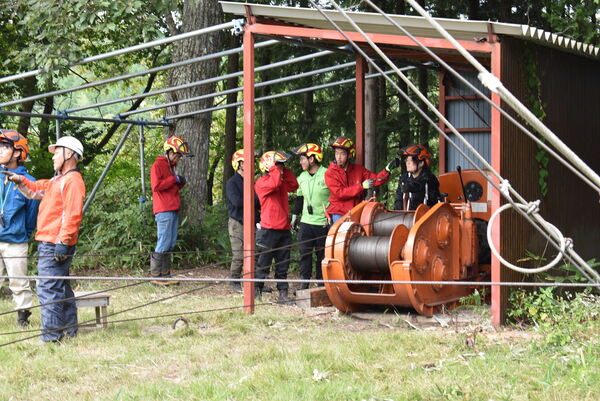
[296,165,330,226]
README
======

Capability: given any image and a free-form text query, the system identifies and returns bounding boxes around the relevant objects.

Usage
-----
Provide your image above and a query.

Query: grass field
[0,279,598,401]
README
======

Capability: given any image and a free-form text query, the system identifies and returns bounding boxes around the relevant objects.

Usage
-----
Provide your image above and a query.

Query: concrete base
[295,287,332,308]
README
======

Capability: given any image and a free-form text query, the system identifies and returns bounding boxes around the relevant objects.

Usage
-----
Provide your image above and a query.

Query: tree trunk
[206,153,221,206]
[166,0,222,224]
[365,63,378,172]
[16,76,37,136]
[222,34,240,199]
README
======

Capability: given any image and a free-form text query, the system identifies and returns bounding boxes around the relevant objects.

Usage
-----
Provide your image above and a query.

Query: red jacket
[255,166,298,230]
[324,161,390,216]
[151,156,185,215]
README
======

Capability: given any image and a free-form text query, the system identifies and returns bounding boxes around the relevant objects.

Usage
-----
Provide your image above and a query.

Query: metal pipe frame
[139,124,147,204]
[67,47,339,114]
[0,20,240,85]
[164,67,414,121]
[0,110,169,127]
[82,124,135,215]
[0,40,279,110]
[119,61,357,118]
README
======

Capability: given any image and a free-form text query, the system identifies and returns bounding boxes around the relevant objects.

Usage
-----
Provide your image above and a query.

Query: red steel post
[490,41,502,326]
[242,27,256,313]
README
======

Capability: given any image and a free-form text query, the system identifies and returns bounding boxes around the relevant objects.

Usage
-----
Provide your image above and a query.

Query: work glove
[290,214,299,231]
[362,179,374,190]
[54,242,70,263]
[176,175,186,185]
[256,223,261,230]
[385,157,401,172]
[0,170,24,184]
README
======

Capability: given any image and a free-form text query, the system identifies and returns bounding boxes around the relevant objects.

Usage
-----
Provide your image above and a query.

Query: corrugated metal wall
[443,71,492,171]
[500,37,600,281]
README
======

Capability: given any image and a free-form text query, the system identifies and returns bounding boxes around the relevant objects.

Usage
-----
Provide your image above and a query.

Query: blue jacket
[0,165,39,243]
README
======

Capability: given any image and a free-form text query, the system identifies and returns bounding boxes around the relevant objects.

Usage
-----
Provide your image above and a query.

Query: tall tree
[166,0,222,224]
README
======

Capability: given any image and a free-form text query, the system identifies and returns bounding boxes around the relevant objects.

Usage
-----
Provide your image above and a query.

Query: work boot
[149,252,162,277]
[17,309,31,328]
[151,253,180,286]
[277,289,290,304]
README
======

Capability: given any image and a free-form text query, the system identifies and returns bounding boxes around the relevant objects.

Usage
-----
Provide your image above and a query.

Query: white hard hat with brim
[48,136,84,158]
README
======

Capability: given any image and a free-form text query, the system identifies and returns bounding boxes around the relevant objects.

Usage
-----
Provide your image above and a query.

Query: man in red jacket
[325,136,399,223]
[150,135,191,286]
[255,151,298,303]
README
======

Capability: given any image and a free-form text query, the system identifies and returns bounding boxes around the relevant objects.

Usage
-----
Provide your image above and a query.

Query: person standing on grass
[225,149,260,292]
[149,135,192,287]
[0,130,39,327]
[291,143,329,290]
[254,151,298,303]
[4,136,85,343]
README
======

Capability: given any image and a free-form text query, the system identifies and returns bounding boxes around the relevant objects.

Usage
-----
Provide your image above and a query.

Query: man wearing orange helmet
[225,149,260,292]
[0,130,39,327]
[325,136,399,223]
[292,143,330,290]
[255,150,298,303]
[149,135,191,286]
[394,144,441,210]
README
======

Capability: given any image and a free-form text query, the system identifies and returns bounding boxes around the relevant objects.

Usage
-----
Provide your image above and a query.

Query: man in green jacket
[292,143,330,290]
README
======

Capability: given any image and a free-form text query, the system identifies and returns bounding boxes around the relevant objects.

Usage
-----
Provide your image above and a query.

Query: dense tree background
[0,0,597,269]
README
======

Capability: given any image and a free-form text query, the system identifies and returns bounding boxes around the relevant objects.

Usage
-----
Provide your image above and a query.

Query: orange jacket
[20,170,86,246]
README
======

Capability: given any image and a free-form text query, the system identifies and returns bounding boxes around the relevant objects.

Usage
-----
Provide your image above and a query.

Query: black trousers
[298,222,329,281]
[256,228,292,291]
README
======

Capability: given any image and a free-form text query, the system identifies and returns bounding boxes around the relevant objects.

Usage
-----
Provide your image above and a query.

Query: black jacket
[394,169,441,211]
[225,173,260,224]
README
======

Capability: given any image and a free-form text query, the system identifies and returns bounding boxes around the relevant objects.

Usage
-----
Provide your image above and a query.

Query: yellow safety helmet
[259,150,289,173]
[293,143,323,163]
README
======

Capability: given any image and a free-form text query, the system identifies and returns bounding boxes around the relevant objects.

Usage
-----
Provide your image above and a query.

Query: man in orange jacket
[4,136,85,342]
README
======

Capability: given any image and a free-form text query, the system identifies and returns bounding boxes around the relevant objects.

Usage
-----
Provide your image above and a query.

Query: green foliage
[507,287,600,347]
[523,46,549,197]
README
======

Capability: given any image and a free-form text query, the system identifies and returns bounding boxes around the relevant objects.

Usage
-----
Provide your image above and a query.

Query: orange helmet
[293,143,323,163]
[163,135,191,156]
[259,150,289,173]
[331,136,355,158]
[231,149,244,171]
[0,129,29,162]
[401,144,432,167]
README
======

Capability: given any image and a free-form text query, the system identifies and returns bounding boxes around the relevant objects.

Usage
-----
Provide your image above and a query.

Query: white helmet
[48,136,84,159]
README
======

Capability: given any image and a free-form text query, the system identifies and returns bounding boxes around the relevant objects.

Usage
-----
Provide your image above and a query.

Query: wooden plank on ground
[296,287,332,308]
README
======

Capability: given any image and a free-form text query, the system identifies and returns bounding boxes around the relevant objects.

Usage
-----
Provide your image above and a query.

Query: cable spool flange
[333,221,367,280]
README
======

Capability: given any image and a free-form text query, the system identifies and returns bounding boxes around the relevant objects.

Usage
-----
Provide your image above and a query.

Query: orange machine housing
[321,169,491,315]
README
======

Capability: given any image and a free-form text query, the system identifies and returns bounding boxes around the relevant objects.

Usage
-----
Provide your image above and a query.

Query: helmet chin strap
[55,147,75,174]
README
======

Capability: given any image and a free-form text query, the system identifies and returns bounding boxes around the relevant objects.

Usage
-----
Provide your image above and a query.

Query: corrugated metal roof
[220,1,599,59]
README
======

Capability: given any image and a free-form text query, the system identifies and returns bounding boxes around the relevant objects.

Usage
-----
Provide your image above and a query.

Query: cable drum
[373,212,413,236]
[348,236,391,273]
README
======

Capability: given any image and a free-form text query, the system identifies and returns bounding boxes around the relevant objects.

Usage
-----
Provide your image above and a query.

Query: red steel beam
[242,27,256,313]
[247,23,493,54]
[355,55,365,165]
[490,41,502,326]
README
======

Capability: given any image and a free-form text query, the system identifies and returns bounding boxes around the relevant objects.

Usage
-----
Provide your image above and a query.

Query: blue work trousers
[37,242,78,342]
[155,211,179,253]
